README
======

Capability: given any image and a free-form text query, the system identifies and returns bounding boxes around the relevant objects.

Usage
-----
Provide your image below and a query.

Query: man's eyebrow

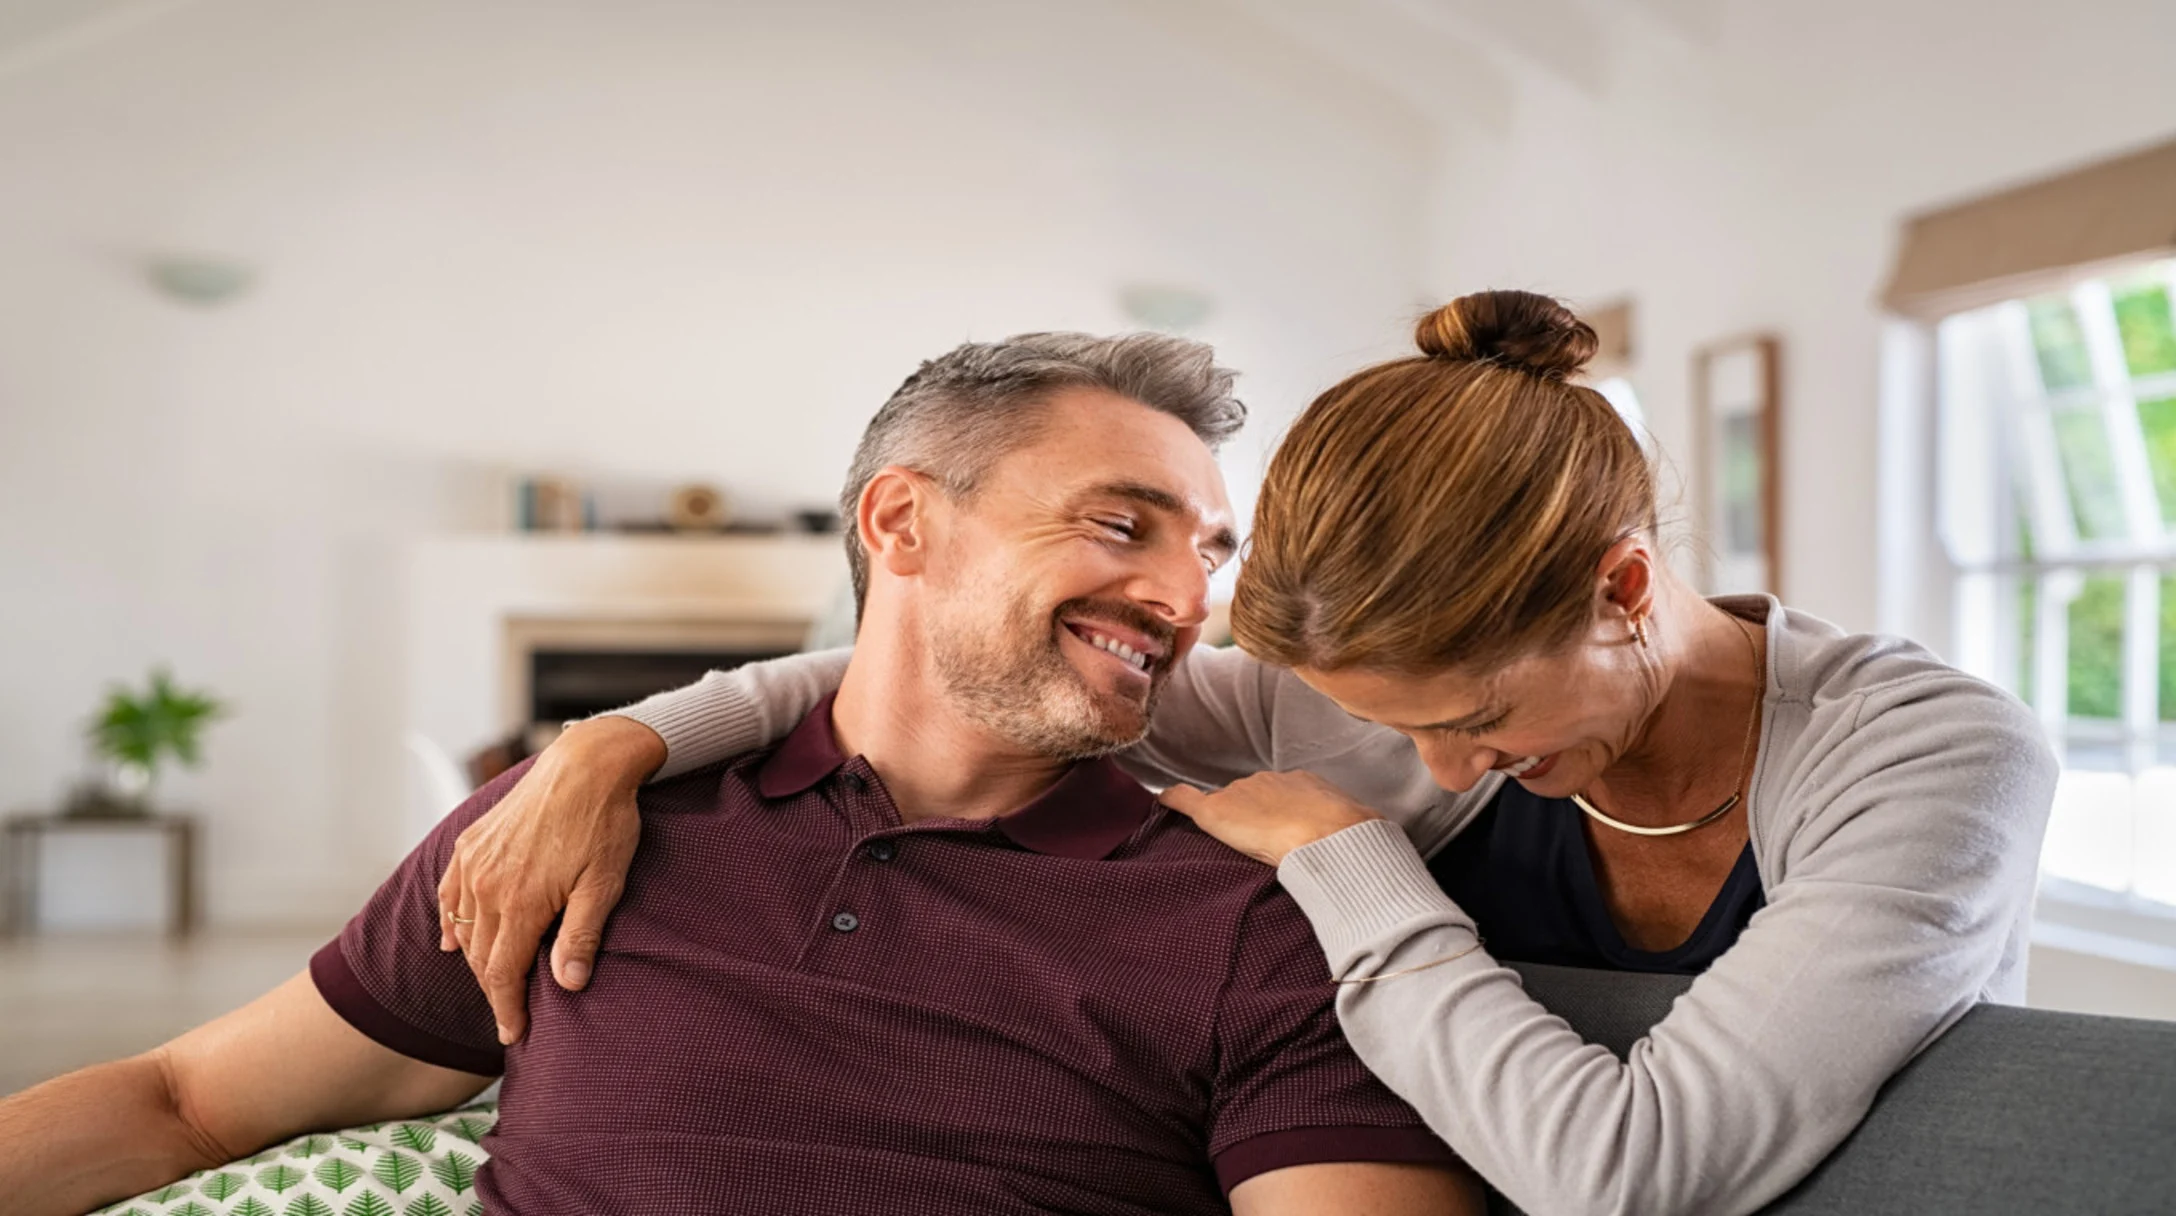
[1084,481,1240,556]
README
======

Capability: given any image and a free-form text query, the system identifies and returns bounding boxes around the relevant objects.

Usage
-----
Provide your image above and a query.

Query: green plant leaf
[257,1162,307,1193]
[233,1199,275,1216]
[287,1134,335,1158]
[87,667,226,782]
[428,1150,477,1195]
[315,1157,362,1192]
[343,1193,395,1216]
[373,1150,422,1194]
[336,1134,371,1152]
[170,1203,217,1216]
[247,1147,287,1165]
[199,1171,247,1199]
[403,1197,452,1216]
[146,1183,193,1202]
[465,1205,483,1216]
[284,1195,334,1216]
[388,1123,436,1152]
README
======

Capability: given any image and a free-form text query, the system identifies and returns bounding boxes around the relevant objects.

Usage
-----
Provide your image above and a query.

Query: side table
[1,813,199,937]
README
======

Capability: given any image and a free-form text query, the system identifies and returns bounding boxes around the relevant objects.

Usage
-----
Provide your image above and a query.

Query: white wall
[0,0,1432,923]
[1425,0,2176,634]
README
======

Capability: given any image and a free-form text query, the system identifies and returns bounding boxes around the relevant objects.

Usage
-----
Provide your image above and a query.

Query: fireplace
[505,615,811,743]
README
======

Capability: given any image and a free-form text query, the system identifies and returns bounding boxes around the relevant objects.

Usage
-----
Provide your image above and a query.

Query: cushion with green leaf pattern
[90,1101,497,1216]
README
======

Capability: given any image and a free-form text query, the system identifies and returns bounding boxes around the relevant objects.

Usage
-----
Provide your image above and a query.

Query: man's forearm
[0,1051,225,1216]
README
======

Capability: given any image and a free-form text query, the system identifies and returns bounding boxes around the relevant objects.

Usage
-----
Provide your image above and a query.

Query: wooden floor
[0,928,337,1097]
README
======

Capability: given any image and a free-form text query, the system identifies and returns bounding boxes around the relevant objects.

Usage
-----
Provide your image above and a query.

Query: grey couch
[1493,962,2176,1215]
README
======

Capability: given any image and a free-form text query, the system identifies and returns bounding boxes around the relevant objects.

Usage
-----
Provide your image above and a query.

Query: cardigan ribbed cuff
[1277,817,1475,969]
[608,675,770,782]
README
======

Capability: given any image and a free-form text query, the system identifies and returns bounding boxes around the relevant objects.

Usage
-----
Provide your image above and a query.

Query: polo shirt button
[831,911,860,933]
[839,772,867,794]
[867,840,897,862]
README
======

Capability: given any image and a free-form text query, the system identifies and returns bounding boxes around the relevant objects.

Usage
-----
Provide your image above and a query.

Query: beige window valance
[1883,134,2176,319]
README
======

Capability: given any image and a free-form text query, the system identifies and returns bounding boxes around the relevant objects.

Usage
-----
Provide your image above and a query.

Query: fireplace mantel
[404,532,846,813]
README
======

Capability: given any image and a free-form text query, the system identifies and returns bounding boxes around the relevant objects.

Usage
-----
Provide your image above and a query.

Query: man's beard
[931,592,1173,761]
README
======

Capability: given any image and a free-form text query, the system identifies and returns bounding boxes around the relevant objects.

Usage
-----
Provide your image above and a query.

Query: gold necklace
[1572,615,1763,838]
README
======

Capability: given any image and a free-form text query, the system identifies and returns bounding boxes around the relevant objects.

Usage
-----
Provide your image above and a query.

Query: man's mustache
[1052,597,1179,672]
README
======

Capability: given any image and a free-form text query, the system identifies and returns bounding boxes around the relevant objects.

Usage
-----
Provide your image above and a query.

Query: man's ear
[1595,534,1656,625]
[857,466,939,581]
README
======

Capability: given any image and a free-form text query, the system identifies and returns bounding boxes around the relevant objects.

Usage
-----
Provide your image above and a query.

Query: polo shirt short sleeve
[1206,884,1452,1189]
[309,761,526,1079]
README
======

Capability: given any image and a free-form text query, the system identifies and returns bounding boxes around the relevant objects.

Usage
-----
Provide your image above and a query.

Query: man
[0,333,1479,1214]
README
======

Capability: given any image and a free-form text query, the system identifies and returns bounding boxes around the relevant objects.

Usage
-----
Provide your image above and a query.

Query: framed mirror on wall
[1693,334,1782,597]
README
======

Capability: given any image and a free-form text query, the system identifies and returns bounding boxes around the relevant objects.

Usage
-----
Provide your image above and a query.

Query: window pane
[2043,768,2134,892]
[2139,396,2176,526]
[2112,277,2176,378]
[2013,486,2036,560]
[2017,574,2038,705]
[2161,574,2176,722]
[2049,407,2126,540]
[2067,572,2125,719]
[2137,767,2176,905]
[2027,296,2095,391]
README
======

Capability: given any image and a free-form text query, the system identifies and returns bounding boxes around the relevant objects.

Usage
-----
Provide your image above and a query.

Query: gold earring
[1632,615,1651,649]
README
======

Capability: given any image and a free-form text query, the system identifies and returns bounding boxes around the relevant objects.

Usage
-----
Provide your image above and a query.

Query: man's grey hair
[839,331,1246,617]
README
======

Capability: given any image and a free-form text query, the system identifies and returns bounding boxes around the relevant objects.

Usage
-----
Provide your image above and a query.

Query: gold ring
[448,914,476,925]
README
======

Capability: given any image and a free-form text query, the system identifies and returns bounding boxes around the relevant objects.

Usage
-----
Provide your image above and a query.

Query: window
[1593,375,1648,436]
[1939,259,2176,911]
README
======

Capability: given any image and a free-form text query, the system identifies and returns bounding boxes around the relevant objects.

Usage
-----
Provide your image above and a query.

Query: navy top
[1426,780,1764,975]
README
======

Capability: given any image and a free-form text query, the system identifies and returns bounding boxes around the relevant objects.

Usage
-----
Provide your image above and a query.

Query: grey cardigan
[614,596,2056,1216]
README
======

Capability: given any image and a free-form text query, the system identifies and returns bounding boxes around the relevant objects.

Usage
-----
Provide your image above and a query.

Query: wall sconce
[144,255,256,306]
[1119,283,1214,334]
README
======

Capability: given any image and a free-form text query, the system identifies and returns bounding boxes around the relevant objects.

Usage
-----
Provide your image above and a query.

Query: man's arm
[0,970,492,1216]
[1231,1160,1483,1215]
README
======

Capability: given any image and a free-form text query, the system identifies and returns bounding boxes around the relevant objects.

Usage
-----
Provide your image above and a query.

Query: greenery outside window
[1939,258,2176,911]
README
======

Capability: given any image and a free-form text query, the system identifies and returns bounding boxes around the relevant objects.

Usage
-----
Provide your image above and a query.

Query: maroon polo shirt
[313,697,1456,1213]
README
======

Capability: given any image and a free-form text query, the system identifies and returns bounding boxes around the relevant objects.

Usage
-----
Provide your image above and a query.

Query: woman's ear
[857,466,937,581]
[1595,534,1656,626]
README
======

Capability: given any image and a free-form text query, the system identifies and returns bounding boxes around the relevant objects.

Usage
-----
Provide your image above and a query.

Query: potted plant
[70,668,226,818]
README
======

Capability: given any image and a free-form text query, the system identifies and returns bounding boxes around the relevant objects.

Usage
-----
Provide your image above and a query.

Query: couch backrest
[1488,961,2176,1215]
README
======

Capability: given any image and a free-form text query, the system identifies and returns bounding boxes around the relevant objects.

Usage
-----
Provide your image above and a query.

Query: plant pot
[63,764,156,819]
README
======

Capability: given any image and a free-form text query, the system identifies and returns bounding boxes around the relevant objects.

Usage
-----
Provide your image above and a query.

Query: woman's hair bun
[1414,290,1598,381]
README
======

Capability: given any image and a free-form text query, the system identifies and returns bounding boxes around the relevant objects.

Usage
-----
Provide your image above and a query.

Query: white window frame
[1905,261,2176,967]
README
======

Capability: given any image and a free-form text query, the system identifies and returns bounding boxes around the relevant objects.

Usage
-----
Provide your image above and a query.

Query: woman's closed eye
[1445,713,1509,739]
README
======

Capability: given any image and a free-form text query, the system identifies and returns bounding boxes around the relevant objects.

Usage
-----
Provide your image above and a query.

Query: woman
[440,292,2054,1215]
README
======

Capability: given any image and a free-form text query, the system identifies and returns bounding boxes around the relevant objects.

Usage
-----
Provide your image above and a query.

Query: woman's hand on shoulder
[437,716,660,1044]
[1161,771,1384,867]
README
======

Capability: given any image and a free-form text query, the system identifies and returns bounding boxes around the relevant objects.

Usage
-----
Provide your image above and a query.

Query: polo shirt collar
[755,695,853,799]
[756,694,1158,861]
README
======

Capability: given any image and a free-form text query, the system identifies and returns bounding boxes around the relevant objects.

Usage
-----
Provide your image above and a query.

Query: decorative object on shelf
[667,483,731,531]
[517,475,593,532]
[1691,334,1783,597]
[70,668,226,820]
[793,507,843,534]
